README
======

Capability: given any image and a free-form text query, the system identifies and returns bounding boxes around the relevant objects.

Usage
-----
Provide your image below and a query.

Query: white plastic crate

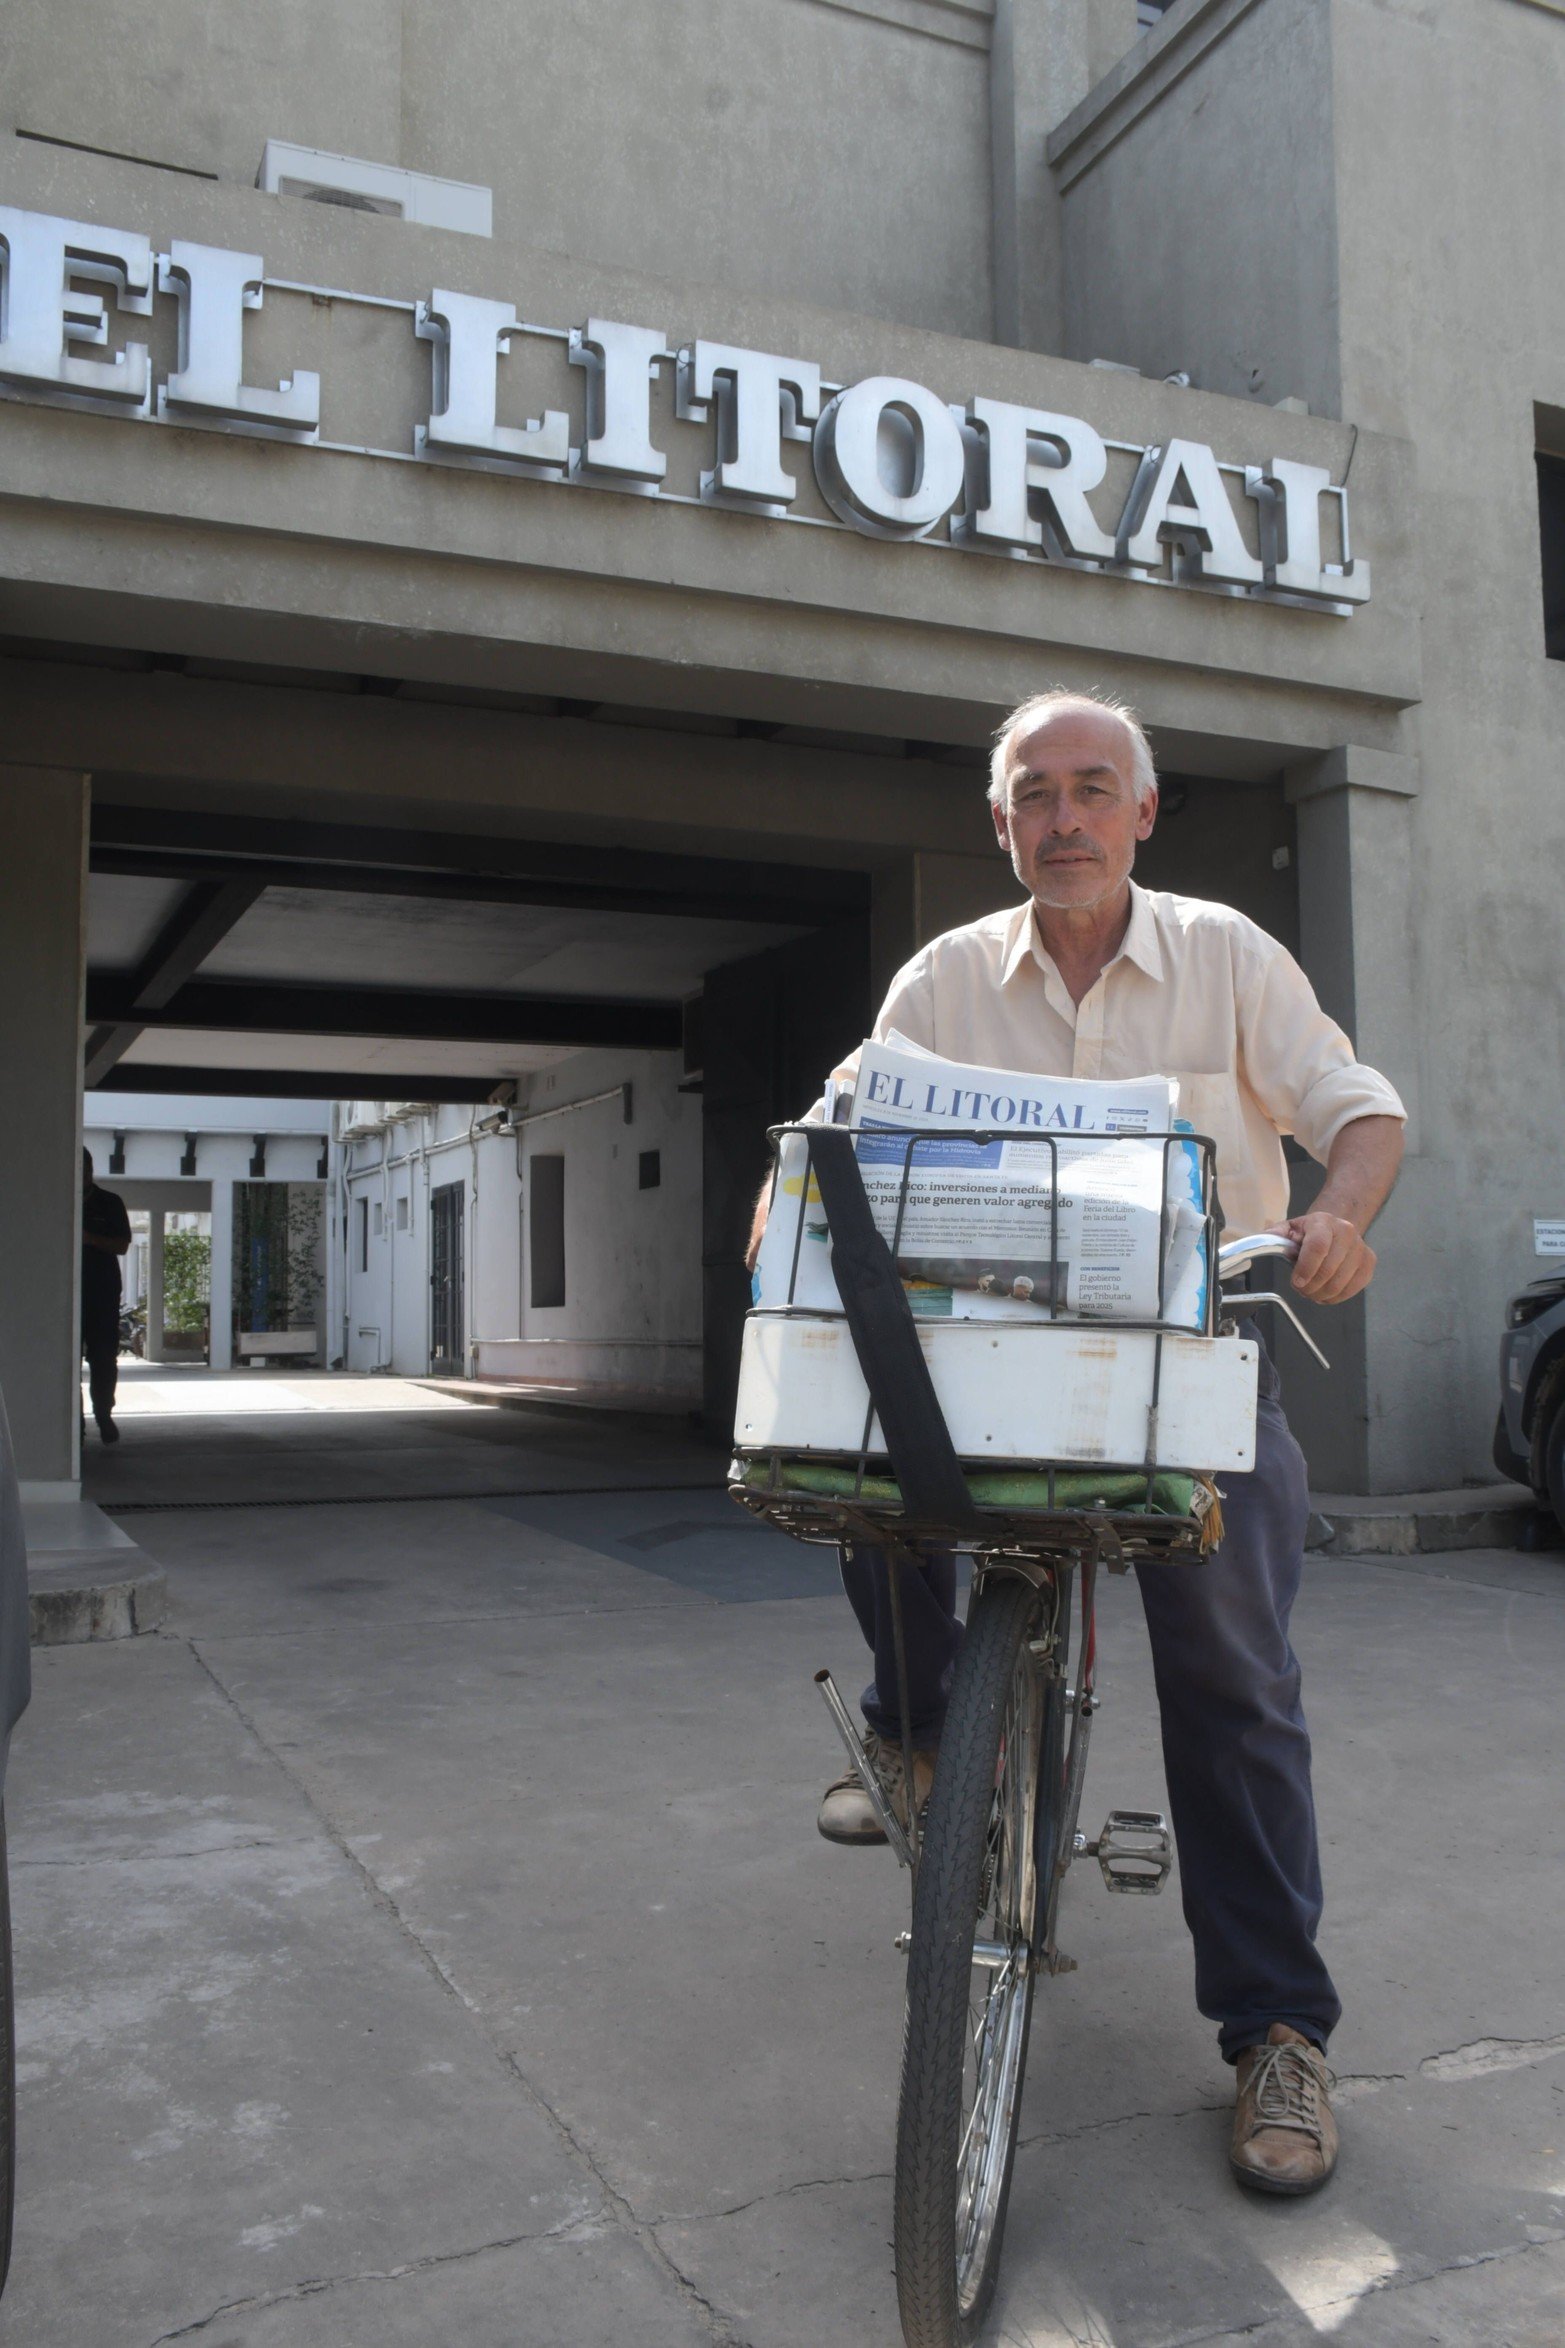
[734,1316,1259,1475]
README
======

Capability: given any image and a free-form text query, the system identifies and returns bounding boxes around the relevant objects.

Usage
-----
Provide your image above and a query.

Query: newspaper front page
[755,1036,1209,1329]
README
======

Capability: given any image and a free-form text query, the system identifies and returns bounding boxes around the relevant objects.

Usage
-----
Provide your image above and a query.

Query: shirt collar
[1001,882,1165,988]
[1120,883,1165,982]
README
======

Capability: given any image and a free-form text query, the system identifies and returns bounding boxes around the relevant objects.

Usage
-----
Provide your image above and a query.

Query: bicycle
[733,1119,1316,2347]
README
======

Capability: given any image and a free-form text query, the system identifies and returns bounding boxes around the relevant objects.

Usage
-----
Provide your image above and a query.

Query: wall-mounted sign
[0,204,1369,611]
[1535,1219,1565,1257]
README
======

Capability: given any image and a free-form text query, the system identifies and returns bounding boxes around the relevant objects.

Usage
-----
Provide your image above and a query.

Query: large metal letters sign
[0,204,1368,610]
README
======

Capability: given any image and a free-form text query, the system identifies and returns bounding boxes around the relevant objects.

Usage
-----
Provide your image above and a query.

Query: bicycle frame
[806,1239,1303,1895]
[967,1546,1096,1968]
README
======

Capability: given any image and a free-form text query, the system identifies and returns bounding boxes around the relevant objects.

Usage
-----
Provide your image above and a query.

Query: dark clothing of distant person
[81,1180,131,1430]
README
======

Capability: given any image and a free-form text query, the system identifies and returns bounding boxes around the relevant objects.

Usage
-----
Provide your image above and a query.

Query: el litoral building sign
[0,205,1369,612]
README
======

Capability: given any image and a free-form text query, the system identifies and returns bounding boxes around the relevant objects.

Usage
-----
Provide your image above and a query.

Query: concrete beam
[84,978,684,1053]
[83,875,266,1085]
[89,806,869,927]
[93,1064,518,1104]
[1284,743,1420,804]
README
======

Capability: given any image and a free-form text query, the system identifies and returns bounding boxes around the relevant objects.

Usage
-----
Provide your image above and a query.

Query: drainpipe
[989,0,1022,349]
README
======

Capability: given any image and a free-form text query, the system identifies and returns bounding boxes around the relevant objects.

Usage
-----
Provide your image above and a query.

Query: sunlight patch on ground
[92,1371,482,1418]
[1265,2219,1400,2333]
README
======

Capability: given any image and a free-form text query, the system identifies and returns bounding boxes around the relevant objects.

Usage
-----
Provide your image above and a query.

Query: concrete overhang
[0,143,1421,767]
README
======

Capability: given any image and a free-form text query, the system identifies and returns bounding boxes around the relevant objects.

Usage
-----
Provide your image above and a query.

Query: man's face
[992,706,1157,912]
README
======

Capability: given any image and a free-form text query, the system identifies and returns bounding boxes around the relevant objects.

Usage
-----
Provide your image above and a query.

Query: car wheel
[1544,1401,1565,1537]
[1493,1408,1531,1488]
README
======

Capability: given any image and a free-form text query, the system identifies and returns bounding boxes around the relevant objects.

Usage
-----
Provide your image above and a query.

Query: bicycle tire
[894,1572,1069,2348]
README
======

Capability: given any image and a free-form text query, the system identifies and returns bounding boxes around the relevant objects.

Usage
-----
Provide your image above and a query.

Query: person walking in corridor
[81,1149,131,1445]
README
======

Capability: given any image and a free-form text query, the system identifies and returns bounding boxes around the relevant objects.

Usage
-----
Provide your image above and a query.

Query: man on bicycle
[754,688,1404,2197]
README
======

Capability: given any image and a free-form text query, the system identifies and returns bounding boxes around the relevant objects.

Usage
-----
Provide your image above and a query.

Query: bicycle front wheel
[894,1570,1068,2348]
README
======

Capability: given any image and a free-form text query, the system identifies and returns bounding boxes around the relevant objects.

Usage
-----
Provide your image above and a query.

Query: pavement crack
[181,1633,755,2348]
[1421,2032,1565,2081]
[1016,2097,1229,2151]
[655,2165,895,2226]
[14,1837,282,1869]
[144,2218,610,2343]
[1156,2230,1565,2347]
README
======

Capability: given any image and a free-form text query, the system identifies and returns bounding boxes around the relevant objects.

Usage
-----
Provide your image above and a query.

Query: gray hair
[987,689,1158,810]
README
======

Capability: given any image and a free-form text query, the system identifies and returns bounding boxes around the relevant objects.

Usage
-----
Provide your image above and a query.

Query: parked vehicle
[118,1306,145,1359]
[1495,1272,1565,1529]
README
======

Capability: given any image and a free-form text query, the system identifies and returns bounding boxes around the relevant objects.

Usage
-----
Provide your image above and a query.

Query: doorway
[429,1182,465,1375]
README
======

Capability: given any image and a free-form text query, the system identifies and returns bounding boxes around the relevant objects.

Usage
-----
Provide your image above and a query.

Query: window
[395,1194,409,1231]
[1538,451,1565,660]
[529,1154,566,1308]
[1137,0,1178,26]
[357,1197,368,1273]
[638,1149,661,1191]
[372,1201,384,1237]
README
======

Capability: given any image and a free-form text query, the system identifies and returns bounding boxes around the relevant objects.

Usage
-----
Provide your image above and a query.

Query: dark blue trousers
[837,1340,1339,2062]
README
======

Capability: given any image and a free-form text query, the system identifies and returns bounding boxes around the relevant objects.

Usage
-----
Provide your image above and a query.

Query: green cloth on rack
[735,1456,1198,1518]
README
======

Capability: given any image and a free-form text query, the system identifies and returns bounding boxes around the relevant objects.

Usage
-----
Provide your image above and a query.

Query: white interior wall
[336,1051,700,1395]
[495,1052,702,1398]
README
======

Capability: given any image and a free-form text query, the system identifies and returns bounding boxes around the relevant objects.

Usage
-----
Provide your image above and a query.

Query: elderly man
[757,687,1404,2197]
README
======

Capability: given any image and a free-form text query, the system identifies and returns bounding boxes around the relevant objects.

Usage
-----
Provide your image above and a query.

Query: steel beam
[90,1064,518,1103]
[89,804,868,921]
[83,876,264,1086]
[84,976,683,1050]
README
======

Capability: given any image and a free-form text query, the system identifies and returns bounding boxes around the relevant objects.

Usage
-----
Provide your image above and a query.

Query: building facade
[82,1094,330,1367]
[2,0,1560,1499]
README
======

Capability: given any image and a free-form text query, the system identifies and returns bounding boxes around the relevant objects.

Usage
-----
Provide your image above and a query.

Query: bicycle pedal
[1090,1808,1172,1895]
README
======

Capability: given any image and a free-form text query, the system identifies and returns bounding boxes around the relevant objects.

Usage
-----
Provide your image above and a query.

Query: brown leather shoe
[1230,2024,1338,2196]
[817,1733,936,1845]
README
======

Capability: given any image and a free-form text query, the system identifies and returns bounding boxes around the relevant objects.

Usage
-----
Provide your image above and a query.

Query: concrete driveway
[7,1398,1565,2345]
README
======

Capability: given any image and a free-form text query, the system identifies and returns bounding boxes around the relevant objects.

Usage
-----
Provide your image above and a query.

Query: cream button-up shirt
[833,885,1405,1241]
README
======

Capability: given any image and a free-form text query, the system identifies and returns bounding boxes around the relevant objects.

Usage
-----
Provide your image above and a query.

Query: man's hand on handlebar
[1267,1211,1377,1306]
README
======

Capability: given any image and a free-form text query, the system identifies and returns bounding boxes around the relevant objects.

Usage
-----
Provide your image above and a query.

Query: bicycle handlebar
[1216,1233,1301,1281]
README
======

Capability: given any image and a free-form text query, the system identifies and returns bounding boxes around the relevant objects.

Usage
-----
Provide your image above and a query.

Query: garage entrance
[2,612,1318,1506]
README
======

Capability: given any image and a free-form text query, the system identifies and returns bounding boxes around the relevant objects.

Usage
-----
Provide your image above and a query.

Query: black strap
[804,1127,978,1533]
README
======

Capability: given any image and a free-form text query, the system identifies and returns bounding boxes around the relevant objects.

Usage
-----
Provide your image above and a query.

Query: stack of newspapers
[755,1034,1210,1332]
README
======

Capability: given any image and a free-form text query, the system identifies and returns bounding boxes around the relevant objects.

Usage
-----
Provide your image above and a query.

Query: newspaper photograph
[755,1035,1209,1329]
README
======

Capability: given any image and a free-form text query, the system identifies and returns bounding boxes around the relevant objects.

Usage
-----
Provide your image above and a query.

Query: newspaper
[754,1035,1209,1329]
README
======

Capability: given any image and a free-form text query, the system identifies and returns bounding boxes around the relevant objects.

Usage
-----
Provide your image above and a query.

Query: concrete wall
[5,0,987,342]
[4,0,1154,348]
[1047,0,1565,1486]
[338,1051,701,1396]
[1329,0,1565,1485]
[1052,0,1343,416]
[84,1094,330,1140]
[0,767,87,1492]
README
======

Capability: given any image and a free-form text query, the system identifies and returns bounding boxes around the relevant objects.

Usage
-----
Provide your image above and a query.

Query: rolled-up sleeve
[1239,940,1406,1163]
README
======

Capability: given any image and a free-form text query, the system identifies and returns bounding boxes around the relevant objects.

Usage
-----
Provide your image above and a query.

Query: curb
[1308,1490,1536,1558]
[28,1559,169,1645]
